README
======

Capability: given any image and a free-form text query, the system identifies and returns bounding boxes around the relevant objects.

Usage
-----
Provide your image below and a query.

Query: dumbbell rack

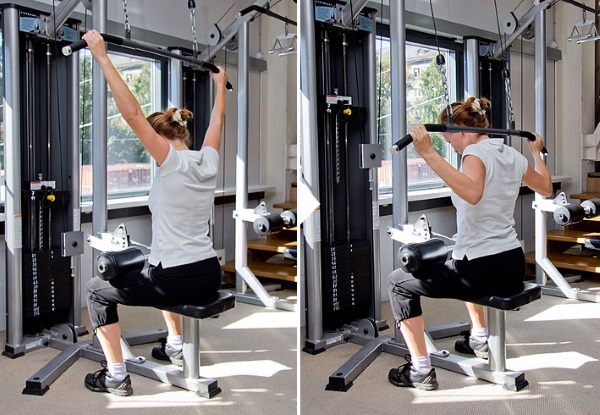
[530,192,600,273]
[222,202,297,284]
[529,192,600,302]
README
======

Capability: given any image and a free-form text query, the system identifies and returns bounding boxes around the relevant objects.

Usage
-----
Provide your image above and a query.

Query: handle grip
[200,61,234,91]
[62,38,87,56]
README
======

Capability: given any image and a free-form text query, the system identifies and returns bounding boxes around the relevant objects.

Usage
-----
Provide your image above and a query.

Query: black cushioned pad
[159,291,236,319]
[468,282,541,310]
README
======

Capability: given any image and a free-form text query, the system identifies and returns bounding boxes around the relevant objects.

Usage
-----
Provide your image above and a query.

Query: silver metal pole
[46,44,53,180]
[534,7,548,285]
[486,308,506,372]
[390,0,408,269]
[232,20,278,307]
[182,317,199,378]
[366,25,382,322]
[464,37,480,99]
[300,0,324,342]
[91,0,108,251]
[4,5,24,350]
[26,40,38,251]
[69,49,83,328]
[168,49,183,109]
[235,21,250,295]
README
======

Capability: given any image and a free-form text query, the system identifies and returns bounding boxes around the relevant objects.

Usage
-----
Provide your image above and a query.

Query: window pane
[80,51,160,198]
[376,37,457,194]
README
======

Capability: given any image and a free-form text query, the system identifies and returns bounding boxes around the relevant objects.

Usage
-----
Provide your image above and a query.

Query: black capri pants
[388,247,525,322]
[86,256,222,329]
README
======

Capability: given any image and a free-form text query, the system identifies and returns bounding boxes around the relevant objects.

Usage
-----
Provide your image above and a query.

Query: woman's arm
[410,124,485,205]
[522,133,553,197]
[202,67,228,152]
[82,30,170,165]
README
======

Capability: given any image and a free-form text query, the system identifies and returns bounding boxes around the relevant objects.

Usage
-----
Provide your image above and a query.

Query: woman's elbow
[541,182,553,197]
[534,179,553,197]
[122,107,144,124]
[464,192,482,205]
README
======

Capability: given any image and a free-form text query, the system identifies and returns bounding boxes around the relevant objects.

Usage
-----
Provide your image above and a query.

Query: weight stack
[322,240,372,329]
[22,249,72,335]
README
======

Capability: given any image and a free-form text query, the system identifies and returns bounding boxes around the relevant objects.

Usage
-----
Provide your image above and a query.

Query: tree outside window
[80,52,156,197]
[376,38,456,192]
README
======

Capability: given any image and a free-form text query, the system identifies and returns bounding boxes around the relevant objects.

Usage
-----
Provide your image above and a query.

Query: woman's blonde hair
[147,107,194,147]
[438,97,491,128]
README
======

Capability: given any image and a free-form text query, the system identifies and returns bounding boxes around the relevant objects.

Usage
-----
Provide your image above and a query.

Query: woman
[82,30,228,396]
[387,97,552,391]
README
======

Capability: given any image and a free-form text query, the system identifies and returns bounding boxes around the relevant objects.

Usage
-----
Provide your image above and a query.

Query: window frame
[375,26,465,196]
[79,44,168,202]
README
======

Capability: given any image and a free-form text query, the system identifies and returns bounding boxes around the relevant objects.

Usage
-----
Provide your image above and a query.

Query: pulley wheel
[206,24,222,46]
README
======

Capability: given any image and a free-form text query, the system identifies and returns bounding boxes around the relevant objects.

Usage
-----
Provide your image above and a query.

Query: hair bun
[172,108,187,127]
[469,98,486,116]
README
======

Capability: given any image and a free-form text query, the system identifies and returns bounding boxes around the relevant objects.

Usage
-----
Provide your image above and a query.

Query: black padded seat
[159,291,236,319]
[469,282,541,310]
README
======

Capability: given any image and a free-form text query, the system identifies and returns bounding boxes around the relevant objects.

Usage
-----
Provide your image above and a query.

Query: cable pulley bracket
[531,191,567,213]
[87,223,131,252]
[501,12,519,35]
[388,215,456,248]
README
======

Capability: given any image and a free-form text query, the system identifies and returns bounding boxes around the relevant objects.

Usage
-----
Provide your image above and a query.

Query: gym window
[79,50,163,200]
[376,29,462,196]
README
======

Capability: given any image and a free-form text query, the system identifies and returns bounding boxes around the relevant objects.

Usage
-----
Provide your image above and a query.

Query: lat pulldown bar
[390,123,548,155]
[62,33,233,91]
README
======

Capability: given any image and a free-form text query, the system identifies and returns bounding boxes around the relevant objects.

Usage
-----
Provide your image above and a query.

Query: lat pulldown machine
[7,0,238,396]
[2,3,85,361]
[303,0,554,392]
[302,0,386,354]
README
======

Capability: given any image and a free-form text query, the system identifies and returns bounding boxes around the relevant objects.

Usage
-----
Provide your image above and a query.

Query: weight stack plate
[22,250,72,329]
[321,241,372,329]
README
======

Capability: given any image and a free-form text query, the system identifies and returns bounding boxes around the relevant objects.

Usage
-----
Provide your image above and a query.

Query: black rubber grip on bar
[61,38,87,55]
[194,60,234,91]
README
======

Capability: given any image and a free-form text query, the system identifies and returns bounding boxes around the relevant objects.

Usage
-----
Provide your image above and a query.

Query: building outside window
[79,51,162,199]
[376,34,459,195]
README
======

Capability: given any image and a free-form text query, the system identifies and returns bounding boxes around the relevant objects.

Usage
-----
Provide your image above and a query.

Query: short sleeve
[158,145,180,176]
[194,146,220,179]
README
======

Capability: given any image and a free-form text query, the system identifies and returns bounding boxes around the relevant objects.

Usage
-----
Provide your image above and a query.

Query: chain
[122,0,131,39]
[436,55,453,123]
[503,68,515,128]
[189,6,199,57]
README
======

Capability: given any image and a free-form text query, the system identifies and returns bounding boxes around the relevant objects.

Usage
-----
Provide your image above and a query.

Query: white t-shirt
[451,139,528,260]
[148,145,219,268]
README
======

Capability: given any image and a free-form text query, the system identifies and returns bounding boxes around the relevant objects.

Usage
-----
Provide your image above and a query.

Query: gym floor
[0,296,297,415]
[301,277,600,415]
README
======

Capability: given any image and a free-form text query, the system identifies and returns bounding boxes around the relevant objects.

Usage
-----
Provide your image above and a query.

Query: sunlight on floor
[229,388,269,393]
[410,384,542,404]
[538,380,578,385]
[525,303,600,321]
[223,311,298,329]
[507,351,597,371]
[509,341,573,347]
[201,359,292,378]
[106,391,234,409]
